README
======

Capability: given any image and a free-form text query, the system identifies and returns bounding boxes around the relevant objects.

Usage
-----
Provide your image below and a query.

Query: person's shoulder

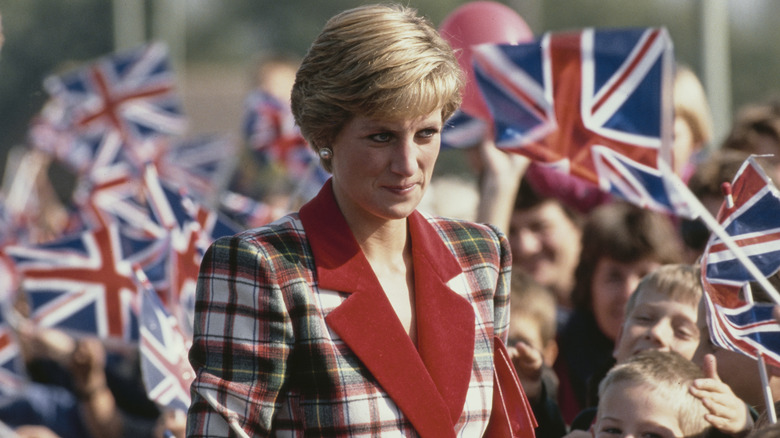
[423,212,500,235]
[422,213,508,261]
[211,212,307,257]
[235,212,304,240]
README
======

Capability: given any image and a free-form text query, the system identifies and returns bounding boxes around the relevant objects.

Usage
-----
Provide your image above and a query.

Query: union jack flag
[219,190,280,229]
[701,155,780,367]
[138,268,194,412]
[0,294,26,396]
[157,134,238,205]
[441,110,488,149]
[242,89,328,200]
[143,165,239,334]
[472,27,693,217]
[243,90,307,167]
[3,218,166,342]
[43,42,186,145]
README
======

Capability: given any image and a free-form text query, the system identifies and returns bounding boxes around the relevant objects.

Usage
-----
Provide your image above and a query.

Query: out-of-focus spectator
[673,64,714,182]
[555,200,683,423]
[722,97,780,183]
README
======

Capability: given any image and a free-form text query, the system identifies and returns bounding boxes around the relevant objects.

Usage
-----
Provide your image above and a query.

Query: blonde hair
[625,263,703,317]
[599,350,711,437]
[290,4,463,171]
[674,65,713,147]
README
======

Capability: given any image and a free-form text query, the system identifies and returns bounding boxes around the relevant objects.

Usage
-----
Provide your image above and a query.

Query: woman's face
[329,109,442,228]
[591,257,660,342]
[509,201,582,304]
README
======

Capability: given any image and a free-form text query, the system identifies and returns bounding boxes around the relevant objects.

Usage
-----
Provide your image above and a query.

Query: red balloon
[439,1,533,121]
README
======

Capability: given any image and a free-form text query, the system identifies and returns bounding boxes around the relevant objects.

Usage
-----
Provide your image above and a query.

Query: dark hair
[513,176,582,225]
[723,98,780,155]
[571,201,683,310]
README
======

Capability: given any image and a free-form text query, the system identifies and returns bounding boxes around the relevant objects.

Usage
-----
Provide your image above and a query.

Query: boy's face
[613,287,700,364]
[595,381,685,438]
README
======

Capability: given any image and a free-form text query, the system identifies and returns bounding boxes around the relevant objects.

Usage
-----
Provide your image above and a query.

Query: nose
[646,320,673,349]
[391,137,418,176]
[514,228,543,258]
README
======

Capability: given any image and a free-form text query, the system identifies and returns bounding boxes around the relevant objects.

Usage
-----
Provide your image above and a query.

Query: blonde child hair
[598,350,711,437]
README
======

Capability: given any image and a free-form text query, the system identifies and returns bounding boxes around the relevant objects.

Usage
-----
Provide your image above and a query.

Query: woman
[186,4,512,437]
[554,201,682,423]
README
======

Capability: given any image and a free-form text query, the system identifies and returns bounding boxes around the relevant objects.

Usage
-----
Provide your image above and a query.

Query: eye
[632,313,654,324]
[675,324,698,340]
[597,426,622,436]
[416,128,439,142]
[640,432,665,438]
[528,219,551,234]
[369,132,392,143]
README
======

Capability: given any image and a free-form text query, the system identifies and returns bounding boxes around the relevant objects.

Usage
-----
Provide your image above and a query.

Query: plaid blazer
[187,181,511,437]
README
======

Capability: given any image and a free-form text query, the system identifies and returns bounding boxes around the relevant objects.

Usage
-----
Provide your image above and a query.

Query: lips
[383,182,418,194]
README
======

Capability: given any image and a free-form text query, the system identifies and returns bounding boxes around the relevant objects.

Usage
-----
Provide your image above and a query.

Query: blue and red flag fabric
[137,268,193,412]
[441,110,488,149]
[700,156,780,367]
[43,42,186,144]
[0,291,26,397]
[2,216,167,342]
[157,134,238,206]
[242,89,328,201]
[472,27,693,217]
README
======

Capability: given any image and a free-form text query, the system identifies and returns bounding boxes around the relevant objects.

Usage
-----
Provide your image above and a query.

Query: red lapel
[299,180,476,437]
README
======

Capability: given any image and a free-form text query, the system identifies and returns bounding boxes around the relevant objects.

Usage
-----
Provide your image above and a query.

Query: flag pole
[725,183,777,424]
[744,283,778,424]
[666,170,780,305]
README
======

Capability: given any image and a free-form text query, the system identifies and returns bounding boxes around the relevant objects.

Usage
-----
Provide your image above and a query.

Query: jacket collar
[299,180,476,437]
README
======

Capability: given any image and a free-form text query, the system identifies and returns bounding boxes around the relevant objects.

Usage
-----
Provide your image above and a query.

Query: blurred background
[0,0,778,185]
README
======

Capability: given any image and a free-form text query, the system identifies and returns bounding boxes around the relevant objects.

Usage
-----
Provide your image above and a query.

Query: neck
[353,218,410,266]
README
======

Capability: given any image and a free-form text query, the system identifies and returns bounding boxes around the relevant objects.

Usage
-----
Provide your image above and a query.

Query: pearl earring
[318,148,333,160]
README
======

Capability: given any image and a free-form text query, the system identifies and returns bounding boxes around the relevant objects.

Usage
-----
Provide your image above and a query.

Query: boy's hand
[507,340,544,403]
[689,353,753,436]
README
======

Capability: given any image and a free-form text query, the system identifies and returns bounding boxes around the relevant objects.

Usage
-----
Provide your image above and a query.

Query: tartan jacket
[187,181,512,437]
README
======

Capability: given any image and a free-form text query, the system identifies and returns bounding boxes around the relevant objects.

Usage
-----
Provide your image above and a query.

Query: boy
[586,264,753,436]
[570,264,703,430]
[612,263,702,364]
[507,270,567,438]
[594,350,712,438]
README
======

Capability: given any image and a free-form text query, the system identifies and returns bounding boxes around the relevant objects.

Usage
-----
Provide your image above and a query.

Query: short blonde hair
[291,3,463,171]
[625,263,703,317]
[599,350,711,437]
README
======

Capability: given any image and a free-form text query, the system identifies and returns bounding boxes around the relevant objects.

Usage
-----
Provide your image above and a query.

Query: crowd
[3,3,780,438]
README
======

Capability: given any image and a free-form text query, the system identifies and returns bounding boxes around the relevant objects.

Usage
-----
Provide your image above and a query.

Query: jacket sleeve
[186,235,294,437]
[487,224,512,344]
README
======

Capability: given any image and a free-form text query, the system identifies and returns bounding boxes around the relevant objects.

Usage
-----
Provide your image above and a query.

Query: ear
[542,339,558,366]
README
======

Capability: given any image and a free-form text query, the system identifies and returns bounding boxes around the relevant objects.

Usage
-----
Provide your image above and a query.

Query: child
[594,350,712,438]
[508,270,559,380]
[556,201,683,422]
[507,271,567,438]
[612,263,702,364]
[691,299,764,435]
[570,264,703,430]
